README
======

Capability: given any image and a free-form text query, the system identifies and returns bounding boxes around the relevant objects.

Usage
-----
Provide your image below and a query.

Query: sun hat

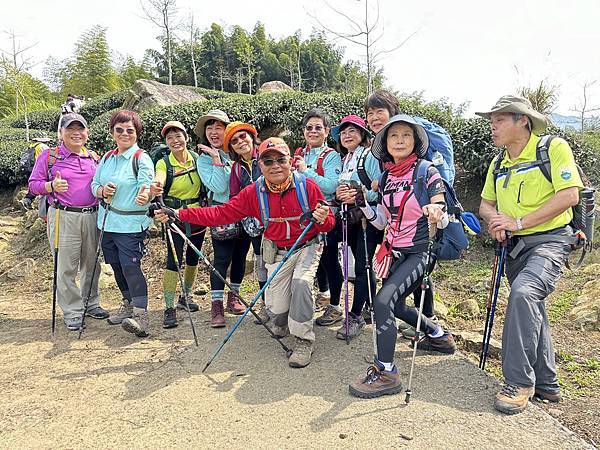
[258,137,290,157]
[161,120,189,139]
[331,114,372,143]
[475,95,549,134]
[223,121,258,151]
[370,114,429,161]
[193,109,231,138]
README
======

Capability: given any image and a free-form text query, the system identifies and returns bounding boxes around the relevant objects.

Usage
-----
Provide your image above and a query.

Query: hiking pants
[502,232,570,392]
[47,207,101,320]
[265,242,323,342]
[374,252,438,363]
[210,232,252,291]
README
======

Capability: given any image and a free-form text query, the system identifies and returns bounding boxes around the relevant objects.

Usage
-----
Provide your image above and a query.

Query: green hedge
[0,139,28,185]
[10,109,60,131]
[0,127,55,143]
[87,108,119,153]
[80,90,127,123]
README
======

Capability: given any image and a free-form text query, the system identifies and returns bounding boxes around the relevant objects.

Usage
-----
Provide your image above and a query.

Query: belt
[508,226,577,258]
[53,204,98,214]
[164,196,199,209]
[277,236,319,252]
[100,200,147,216]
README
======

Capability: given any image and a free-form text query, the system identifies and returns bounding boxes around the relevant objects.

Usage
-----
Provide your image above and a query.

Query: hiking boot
[399,315,438,339]
[64,316,85,331]
[226,291,245,315]
[336,313,366,340]
[163,307,178,329]
[254,299,270,325]
[211,301,226,328]
[315,292,330,312]
[107,298,133,325]
[122,307,149,337]
[86,306,110,319]
[534,388,562,403]
[412,331,456,354]
[288,338,314,368]
[176,295,199,312]
[270,324,289,339]
[494,384,534,415]
[316,304,343,326]
[349,361,403,399]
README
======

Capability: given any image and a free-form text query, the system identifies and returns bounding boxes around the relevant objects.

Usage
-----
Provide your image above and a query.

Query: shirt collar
[119,143,140,160]
[59,142,90,158]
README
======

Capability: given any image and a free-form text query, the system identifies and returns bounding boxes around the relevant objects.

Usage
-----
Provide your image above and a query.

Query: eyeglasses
[260,156,289,167]
[115,127,136,135]
[304,125,324,132]
[340,127,360,137]
[230,131,248,146]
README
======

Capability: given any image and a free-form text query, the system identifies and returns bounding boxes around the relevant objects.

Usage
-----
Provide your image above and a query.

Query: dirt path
[0,290,593,449]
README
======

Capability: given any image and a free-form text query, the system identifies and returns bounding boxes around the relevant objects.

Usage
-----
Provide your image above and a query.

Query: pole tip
[404,390,411,404]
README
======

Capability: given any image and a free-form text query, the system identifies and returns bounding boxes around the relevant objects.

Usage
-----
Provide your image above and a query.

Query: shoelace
[363,365,382,385]
[500,384,519,398]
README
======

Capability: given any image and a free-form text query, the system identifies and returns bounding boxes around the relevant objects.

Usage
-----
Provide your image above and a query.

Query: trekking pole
[361,215,377,360]
[201,220,315,372]
[480,240,508,371]
[168,222,293,356]
[479,241,501,369]
[78,198,111,339]
[405,222,437,404]
[51,200,60,336]
[341,203,350,345]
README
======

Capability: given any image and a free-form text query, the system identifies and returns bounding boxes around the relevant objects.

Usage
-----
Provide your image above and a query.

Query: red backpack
[293,146,335,176]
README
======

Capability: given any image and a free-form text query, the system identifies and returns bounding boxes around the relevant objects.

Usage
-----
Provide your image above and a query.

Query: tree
[141,0,179,86]
[571,81,600,133]
[310,0,415,95]
[117,55,153,87]
[518,80,558,114]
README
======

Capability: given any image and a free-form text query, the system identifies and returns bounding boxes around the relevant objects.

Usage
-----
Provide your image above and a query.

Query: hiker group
[25,89,592,415]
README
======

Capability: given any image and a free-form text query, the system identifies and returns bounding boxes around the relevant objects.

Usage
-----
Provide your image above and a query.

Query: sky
[2,0,599,117]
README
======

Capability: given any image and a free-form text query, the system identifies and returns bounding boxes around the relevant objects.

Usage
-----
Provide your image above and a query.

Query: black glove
[354,187,367,208]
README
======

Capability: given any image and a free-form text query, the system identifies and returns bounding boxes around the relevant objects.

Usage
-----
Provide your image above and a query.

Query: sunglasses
[304,125,324,132]
[115,127,136,135]
[230,131,248,146]
[261,156,289,167]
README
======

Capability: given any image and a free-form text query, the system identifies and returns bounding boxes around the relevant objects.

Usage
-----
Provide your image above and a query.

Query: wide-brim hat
[223,121,258,151]
[193,109,231,138]
[161,120,189,140]
[59,113,88,129]
[370,114,429,161]
[475,95,549,134]
[258,137,290,157]
[331,114,371,143]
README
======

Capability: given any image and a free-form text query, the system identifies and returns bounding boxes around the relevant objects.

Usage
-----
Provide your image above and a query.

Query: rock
[12,186,28,209]
[123,79,207,111]
[434,301,449,319]
[548,408,564,418]
[454,330,502,358]
[338,434,347,439]
[257,80,293,94]
[27,218,46,240]
[568,279,600,331]
[194,283,209,296]
[148,222,161,238]
[0,258,36,281]
[456,298,480,316]
[22,210,38,229]
[98,264,114,290]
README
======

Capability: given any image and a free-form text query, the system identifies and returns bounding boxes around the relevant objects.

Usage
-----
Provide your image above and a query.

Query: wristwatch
[516,217,524,231]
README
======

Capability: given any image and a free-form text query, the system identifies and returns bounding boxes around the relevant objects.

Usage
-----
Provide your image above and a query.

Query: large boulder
[258,81,293,94]
[123,80,207,111]
[568,276,600,331]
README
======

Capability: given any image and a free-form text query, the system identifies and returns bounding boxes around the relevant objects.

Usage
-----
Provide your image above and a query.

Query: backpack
[255,172,311,236]
[148,142,170,166]
[294,146,335,177]
[104,148,144,178]
[161,150,201,197]
[358,116,455,187]
[493,135,595,267]
[379,159,480,260]
[20,142,48,173]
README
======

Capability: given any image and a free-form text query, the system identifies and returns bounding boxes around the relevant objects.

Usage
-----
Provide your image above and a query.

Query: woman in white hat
[347,114,456,399]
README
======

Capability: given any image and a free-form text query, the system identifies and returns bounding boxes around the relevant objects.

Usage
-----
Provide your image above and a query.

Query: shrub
[0,127,55,143]
[10,109,61,131]
[80,90,127,124]
[87,108,119,154]
[0,139,28,185]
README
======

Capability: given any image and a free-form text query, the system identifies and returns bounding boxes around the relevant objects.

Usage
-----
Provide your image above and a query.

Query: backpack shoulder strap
[293,172,310,213]
[255,176,270,229]
[412,159,432,207]
[536,135,554,184]
[491,150,506,193]
[356,148,372,187]
[316,147,334,177]
[47,146,60,178]
[132,148,143,179]
[163,154,175,195]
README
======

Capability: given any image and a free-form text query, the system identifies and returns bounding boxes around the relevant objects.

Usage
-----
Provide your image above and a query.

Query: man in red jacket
[155,137,334,368]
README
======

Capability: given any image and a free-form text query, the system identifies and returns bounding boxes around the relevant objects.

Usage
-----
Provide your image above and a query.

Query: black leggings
[374,252,438,363]
[166,229,206,271]
[111,263,148,309]
[210,231,252,290]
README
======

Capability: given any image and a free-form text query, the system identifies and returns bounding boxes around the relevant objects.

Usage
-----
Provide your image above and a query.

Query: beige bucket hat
[475,95,549,134]
[193,109,231,138]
